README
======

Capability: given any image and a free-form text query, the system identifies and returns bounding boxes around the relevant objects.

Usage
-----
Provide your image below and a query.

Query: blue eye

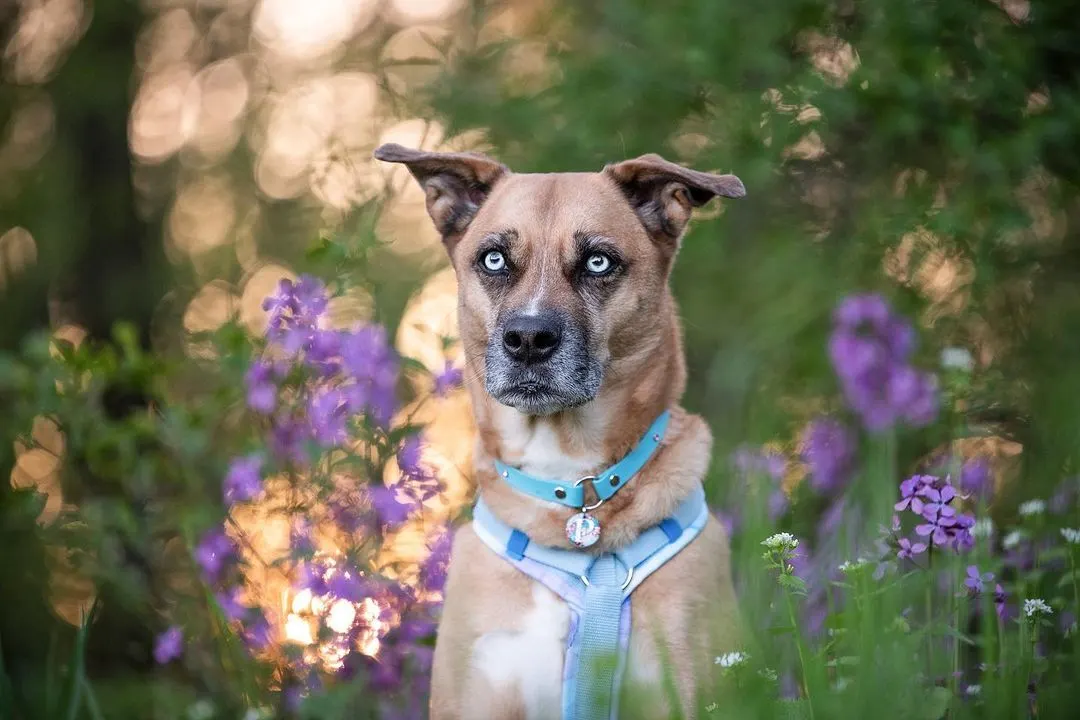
[481,250,507,273]
[585,253,613,275]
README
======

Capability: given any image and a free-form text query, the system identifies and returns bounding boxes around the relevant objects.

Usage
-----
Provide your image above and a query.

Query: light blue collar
[493,411,671,509]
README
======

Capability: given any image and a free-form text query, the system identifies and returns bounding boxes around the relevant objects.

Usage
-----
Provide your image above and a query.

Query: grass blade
[64,599,99,720]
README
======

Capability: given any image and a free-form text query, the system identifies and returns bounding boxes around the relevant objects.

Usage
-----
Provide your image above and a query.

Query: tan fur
[375,144,744,719]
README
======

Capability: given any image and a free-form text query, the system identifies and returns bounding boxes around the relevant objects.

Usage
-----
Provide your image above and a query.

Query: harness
[471,412,709,720]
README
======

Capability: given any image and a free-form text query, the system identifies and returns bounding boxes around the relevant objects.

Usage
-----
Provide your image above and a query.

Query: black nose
[502,312,564,363]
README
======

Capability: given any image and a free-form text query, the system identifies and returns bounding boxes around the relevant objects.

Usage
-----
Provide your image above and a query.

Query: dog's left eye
[584,253,614,275]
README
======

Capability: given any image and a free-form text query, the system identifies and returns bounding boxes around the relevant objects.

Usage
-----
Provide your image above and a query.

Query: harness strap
[577,556,627,720]
[472,486,710,720]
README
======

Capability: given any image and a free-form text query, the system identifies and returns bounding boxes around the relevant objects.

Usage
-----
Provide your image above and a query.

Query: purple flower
[834,294,892,330]
[291,517,315,555]
[307,329,343,370]
[242,613,274,652]
[368,484,416,528]
[895,474,934,513]
[828,294,938,432]
[308,388,349,447]
[153,626,184,664]
[195,528,236,582]
[327,569,369,602]
[964,565,994,594]
[897,536,927,560]
[340,326,399,426]
[951,513,976,552]
[398,436,425,479]
[270,415,308,465]
[419,528,453,595]
[915,506,958,546]
[245,359,277,414]
[800,417,857,494]
[263,275,329,350]
[216,587,247,622]
[433,361,463,396]
[994,584,1008,620]
[295,561,329,596]
[959,457,992,501]
[223,455,263,506]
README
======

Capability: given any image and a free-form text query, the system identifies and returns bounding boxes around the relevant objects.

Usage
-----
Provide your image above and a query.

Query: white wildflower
[838,558,871,574]
[971,518,994,538]
[758,668,779,681]
[1023,598,1053,618]
[965,684,982,697]
[1003,530,1024,549]
[1061,527,1080,545]
[762,532,799,551]
[705,702,719,713]
[715,651,750,668]
[1019,499,1046,517]
[941,347,974,372]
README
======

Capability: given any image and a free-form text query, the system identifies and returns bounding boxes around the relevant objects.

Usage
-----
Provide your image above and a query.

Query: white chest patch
[470,583,570,719]
[504,416,605,483]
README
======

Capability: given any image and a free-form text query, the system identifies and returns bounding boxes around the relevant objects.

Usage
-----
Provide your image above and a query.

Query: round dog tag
[566,512,601,548]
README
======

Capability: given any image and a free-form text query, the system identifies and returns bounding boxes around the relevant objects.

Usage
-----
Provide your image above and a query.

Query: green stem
[951,575,960,696]
[1069,552,1080,638]
[926,551,934,680]
[783,587,816,720]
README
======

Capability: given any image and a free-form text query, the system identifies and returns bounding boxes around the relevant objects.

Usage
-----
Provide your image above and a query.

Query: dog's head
[374,144,744,416]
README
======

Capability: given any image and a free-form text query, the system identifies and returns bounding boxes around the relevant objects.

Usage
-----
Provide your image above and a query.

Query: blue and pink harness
[471,412,708,720]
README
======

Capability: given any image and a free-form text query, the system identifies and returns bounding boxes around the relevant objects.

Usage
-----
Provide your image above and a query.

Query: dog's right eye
[480,250,508,274]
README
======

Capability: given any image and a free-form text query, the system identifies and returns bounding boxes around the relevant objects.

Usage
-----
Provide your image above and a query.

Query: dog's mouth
[485,365,601,416]
[491,378,584,416]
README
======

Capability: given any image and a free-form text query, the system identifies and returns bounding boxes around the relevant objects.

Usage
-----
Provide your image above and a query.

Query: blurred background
[3,0,1080,717]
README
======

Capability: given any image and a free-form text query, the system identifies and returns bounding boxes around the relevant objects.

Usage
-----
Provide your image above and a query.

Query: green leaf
[1057,569,1080,589]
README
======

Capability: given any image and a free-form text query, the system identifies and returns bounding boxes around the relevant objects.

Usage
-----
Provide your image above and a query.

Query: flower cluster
[715,651,750,668]
[828,294,938,432]
[893,473,975,556]
[762,532,800,551]
[1024,598,1053,619]
[159,274,456,715]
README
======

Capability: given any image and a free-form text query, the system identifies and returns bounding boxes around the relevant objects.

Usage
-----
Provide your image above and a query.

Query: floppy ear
[603,153,745,244]
[373,143,509,246]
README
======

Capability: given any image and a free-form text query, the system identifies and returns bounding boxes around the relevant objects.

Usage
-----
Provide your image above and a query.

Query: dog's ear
[373,143,509,244]
[603,153,745,244]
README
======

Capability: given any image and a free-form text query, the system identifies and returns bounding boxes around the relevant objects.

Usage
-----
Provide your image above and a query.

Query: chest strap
[472,485,709,720]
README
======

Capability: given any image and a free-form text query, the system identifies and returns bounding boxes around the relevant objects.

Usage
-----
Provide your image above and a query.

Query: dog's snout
[502,312,564,363]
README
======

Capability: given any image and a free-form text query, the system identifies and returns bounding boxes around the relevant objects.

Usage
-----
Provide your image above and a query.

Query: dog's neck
[465,311,707,550]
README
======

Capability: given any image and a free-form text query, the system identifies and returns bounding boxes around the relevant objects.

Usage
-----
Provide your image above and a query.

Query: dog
[375,143,745,720]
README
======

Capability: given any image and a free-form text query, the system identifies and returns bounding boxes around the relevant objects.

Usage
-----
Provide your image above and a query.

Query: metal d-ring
[574,475,605,511]
[580,565,634,591]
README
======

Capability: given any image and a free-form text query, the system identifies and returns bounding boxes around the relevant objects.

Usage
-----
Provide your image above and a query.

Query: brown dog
[375,143,745,719]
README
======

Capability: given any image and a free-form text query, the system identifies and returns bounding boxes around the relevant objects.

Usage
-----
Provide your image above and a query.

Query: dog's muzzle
[484,308,603,415]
